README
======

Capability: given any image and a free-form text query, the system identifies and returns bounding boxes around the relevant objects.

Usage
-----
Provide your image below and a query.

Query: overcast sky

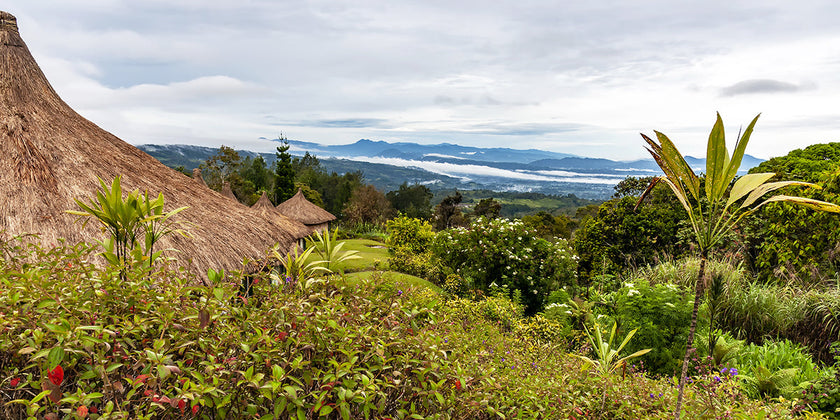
[7,1,840,160]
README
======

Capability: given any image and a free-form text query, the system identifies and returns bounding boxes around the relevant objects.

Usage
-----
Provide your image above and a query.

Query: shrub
[387,247,448,284]
[607,280,698,375]
[795,343,840,418]
[386,215,434,253]
[431,217,578,314]
[733,340,822,399]
[0,236,457,419]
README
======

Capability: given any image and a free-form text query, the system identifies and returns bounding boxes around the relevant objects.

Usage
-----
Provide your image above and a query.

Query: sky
[6,1,840,161]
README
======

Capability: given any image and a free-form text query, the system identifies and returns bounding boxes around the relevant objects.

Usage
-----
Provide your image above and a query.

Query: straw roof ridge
[276,188,336,225]
[0,11,304,276]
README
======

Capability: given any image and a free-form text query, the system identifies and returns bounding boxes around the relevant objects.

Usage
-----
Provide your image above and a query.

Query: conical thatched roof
[276,189,336,226]
[192,168,207,187]
[220,182,238,202]
[0,11,300,275]
[251,191,311,238]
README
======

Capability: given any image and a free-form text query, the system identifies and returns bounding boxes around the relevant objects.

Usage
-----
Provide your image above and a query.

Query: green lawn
[341,270,442,294]
[306,239,442,294]
[307,238,389,273]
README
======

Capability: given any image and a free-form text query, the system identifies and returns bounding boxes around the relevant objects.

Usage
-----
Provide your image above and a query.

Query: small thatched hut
[192,168,207,187]
[220,182,238,202]
[0,11,300,276]
[251,191,311,245]
[276,189,336,234]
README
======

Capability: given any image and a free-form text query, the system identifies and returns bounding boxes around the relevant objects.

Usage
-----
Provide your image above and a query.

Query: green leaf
[706,113,729,201]
[47,346,65,369]
[740,181,821,209]
[753,195,840,213]
[722,114,760,194]
[654,131,700,200]
[726,172,775,209]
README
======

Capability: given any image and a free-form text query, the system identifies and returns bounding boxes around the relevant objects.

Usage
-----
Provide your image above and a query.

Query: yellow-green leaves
[725,172,775,210]
[706,113,729,201]
[753,195,840,213]
[574,321,651,377]
[722,114,760,196]
[705,114,760,203]
[740,181,820,209]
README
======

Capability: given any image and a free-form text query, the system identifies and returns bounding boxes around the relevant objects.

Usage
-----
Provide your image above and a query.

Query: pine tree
[273,135,295,204]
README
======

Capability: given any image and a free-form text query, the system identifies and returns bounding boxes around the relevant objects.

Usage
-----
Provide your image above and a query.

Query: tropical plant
[574,322,651,418]
[705,272,726,362]
[67,176,188,279]
[271,243,329,288]
[310,228,361,272]
[733,339,822,399]
[638,113,840,418]
[575,322,651,377]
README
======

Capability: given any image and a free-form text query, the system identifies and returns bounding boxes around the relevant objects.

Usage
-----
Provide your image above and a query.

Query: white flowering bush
[430,217,578,314]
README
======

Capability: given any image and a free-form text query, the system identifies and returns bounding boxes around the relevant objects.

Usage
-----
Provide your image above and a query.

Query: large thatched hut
[276,189,336,234]
[0,11,300,276]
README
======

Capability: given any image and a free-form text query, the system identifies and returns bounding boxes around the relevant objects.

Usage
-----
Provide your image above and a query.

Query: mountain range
[138,139,765,200]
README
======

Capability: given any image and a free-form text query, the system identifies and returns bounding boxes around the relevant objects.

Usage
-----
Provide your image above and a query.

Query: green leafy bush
[607,280,697,375]
[386,216,447,283]
[733,340,822,399]
[572,188,689,282]
[431,217,578,314]
[386,215,434,253]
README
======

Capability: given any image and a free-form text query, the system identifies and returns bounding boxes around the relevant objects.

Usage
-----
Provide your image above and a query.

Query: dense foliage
[431,218,577,314]
[573,186,688,281]
[0,235,793,419]
[605,280,696,376]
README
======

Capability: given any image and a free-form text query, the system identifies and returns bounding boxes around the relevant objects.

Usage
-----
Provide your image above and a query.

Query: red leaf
[178,399,186,414]
[77,405,89,418]
[48,365,64,386]
[10,377,20,387]
[192,404,200,415]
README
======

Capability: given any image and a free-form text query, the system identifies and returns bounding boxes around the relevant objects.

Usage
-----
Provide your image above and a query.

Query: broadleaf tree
[637,113,840,419]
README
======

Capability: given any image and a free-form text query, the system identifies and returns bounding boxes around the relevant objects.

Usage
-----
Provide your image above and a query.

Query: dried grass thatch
[276,189,336,233]
[251,191,311,238]
[0,11,300,275]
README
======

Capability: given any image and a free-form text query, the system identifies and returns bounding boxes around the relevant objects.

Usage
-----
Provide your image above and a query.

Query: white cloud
[5,1,840,160]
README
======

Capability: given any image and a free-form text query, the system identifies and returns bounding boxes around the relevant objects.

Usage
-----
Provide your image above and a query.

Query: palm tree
[638,113,840,419]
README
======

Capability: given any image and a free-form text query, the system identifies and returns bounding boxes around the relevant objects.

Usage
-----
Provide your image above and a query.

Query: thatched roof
[276,189,336,226]
[0,11,301,275]
[192,168,207,187]
[220,182,238,202]
[251,191,311,238]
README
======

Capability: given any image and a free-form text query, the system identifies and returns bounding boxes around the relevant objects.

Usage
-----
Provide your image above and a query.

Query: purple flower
[713,376,721,383]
